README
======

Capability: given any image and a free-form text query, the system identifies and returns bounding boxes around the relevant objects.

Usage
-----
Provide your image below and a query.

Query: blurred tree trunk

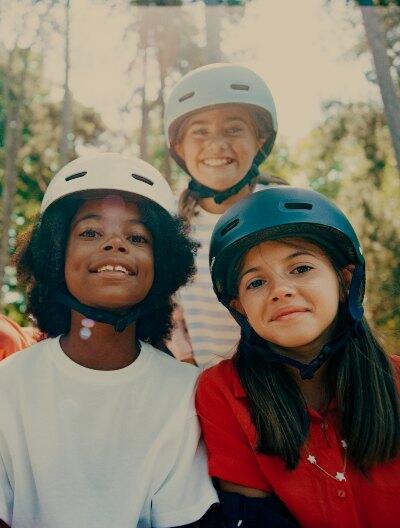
[139,52,149,160]
[204,0,223,61]
[60,0,71,167]
[139,8,149,160]
[359,4,400,172]
[0,2,56,296]
[0,49,29,295]
[156,24,172,183]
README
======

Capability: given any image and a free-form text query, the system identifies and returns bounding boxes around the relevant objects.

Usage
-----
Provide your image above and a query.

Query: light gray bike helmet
[164,63,278,204]
[41,153,176,216]
[41,153,176,332]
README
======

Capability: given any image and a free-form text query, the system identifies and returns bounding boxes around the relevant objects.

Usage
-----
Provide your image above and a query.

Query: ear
[339,264,354,302]
[230,298,246,317]
[257,137,266,150]
[174,142,184,160]
[342,264,354,286]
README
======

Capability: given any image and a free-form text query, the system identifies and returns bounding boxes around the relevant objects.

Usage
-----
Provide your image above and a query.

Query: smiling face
[232,238,345,360]
[64,195,154,311]
[175,104,263,192]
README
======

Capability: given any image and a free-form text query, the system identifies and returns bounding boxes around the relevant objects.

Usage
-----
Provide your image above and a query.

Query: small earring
[79,318,95,340]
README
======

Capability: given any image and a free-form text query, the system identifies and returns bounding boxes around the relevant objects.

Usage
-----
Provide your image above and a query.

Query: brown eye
[80,229,100,238]
[247,278,265,290]
[293,265,313,274]
[227,126,243,134]
[192,128,208,136]
[128,234,148,244]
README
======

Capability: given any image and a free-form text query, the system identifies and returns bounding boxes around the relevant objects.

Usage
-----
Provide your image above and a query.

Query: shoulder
[197,358,244,402]
[199,357,238,385]
[389,354,400,369]
[389,354,400,385]
[0,315,37,359]
[143,342,200,392]
[0,337,50,371]
[0,338,55,401]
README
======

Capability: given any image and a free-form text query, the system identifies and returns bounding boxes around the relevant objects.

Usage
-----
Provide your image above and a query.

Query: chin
[83,297,143,312]
[266,334,320,351]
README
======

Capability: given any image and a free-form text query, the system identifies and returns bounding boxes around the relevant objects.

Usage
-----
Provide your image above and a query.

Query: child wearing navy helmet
[196,187,400,527]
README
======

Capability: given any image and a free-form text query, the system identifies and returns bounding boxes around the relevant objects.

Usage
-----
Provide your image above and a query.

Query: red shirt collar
[230,360,338,417]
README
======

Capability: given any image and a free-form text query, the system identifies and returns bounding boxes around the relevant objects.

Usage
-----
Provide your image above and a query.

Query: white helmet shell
[40,153,176,215]
[164,63,278,149]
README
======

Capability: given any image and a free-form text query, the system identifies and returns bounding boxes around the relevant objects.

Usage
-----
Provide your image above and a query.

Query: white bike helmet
[40,153,176,332]
[41,153,176,216]
[164,63,277,204]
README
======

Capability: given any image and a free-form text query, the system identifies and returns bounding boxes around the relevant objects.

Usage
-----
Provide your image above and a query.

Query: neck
[289,363,330,411]
[199,184,252,214]
[60,310,139,370]
[268,331,335,411]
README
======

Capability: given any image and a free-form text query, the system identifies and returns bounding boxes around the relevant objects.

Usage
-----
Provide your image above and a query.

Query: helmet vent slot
[230,84,250,91]
[65,171,87,182]
[221,218,240,236]
[178,91,195,102]
[284,202,312,210]
[132,174,154,186]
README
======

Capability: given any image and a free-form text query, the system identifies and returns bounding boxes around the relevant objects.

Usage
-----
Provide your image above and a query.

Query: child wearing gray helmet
[164,63,279,368]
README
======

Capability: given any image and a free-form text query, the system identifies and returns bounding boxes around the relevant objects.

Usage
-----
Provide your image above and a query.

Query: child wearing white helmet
[164,63,279,368]
[0,154,218,528]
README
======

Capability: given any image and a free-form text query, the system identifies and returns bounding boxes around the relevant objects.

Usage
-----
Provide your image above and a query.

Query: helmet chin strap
[188,163,259,205]
[239,320,356,380]
[232,264,365,380]
[56,289,150,333]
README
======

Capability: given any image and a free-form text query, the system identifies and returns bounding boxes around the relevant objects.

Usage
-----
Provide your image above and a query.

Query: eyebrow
[238,249,317,283]
[72,214,145,229]
[187,116,248,128]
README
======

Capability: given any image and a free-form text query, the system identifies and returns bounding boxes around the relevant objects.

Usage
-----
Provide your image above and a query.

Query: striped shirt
[179,207,240,369]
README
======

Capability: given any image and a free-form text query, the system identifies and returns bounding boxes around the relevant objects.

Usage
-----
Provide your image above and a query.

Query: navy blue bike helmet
[209,187,365,379]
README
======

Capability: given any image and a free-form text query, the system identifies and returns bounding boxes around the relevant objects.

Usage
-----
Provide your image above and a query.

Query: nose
[102,235,128,253]
[270,275,295,302]
[207,132,229,151]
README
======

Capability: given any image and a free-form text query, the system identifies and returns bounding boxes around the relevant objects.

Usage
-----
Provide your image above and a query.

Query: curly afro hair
[15,194,197,348]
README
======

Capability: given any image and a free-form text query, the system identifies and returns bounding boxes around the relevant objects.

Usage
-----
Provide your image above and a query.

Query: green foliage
[293,99,400,351]
[0,45,106,317]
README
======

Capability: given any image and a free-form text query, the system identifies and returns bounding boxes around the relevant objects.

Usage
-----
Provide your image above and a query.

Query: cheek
[176,138,196,163]
[143,250,155,280]
[236,141,258,165]
[239,293,266,324]
[64,245,76,280]
[175,141,186,160]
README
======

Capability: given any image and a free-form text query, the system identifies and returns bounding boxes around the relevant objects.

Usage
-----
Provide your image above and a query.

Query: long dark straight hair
[235,319,400,471]
[232,239,400,473]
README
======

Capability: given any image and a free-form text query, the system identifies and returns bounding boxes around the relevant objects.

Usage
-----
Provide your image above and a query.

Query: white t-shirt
[0,337,217,528]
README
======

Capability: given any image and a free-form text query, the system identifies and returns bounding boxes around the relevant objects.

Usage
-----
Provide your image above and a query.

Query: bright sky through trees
[0,0,379,148]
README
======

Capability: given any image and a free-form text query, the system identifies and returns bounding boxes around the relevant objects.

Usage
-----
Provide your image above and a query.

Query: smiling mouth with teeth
[96,264,133,275]
[202,158,234,167]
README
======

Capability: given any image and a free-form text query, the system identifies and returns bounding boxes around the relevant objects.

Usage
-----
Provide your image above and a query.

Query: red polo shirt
[196,355,400,528]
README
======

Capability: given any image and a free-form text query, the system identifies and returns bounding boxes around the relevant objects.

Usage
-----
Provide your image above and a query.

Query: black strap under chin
[242,326,355,380]
[56,290,147,332]
[235,310,362,380]
[188,163,259,204]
